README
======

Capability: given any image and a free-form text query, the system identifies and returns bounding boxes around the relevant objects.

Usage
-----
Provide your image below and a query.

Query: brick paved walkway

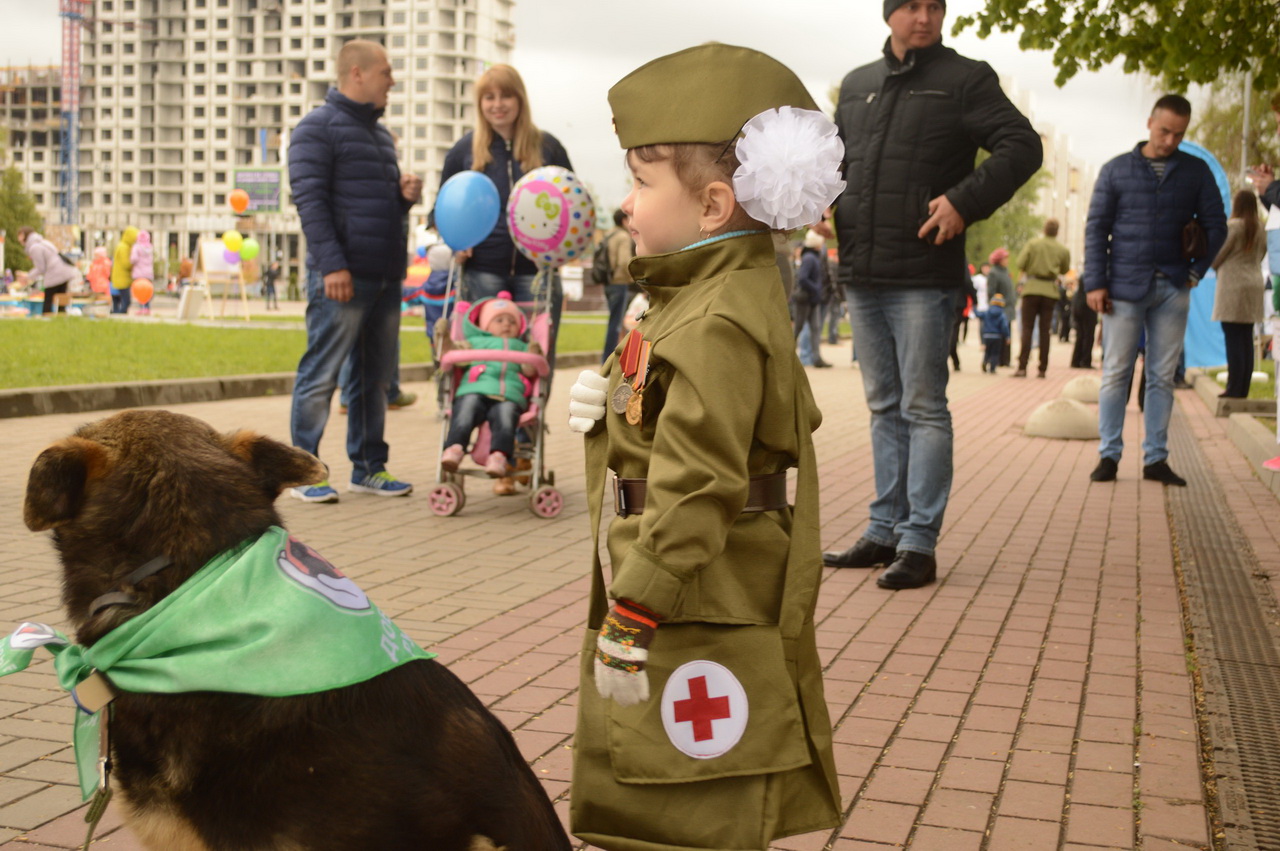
[0,333,1265,849]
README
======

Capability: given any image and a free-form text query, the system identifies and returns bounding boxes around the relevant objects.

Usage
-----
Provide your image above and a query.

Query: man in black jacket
[822,0,1042,589]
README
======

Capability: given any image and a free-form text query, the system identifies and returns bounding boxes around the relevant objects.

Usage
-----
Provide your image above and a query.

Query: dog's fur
[24,410,570,851]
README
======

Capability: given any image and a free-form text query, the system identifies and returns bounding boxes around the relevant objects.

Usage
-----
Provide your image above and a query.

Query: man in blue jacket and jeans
[287,39,422,503]
[1085,94,1226,487]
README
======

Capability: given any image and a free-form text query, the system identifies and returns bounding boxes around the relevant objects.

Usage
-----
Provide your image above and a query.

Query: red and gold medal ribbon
[619,329,643,379]
[632,340,652,393]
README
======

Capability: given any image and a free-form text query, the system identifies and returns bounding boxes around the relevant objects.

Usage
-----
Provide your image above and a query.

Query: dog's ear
[25,437,115,531]
[224,431,327,496]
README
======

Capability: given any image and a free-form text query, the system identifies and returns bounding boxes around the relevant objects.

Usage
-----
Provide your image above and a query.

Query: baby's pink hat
[478,291,522,332]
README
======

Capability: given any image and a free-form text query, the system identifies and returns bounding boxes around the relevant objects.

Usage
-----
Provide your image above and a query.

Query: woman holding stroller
[434,64,575,366]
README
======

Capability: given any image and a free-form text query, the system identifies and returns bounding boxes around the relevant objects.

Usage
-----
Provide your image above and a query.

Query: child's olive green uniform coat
[572,233,841,851]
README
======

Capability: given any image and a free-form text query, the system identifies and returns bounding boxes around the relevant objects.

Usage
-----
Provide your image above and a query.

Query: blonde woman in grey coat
[1211,189,1268,397]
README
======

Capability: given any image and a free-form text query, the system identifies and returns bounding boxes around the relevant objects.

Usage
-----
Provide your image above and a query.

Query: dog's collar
[87,555,174,620]
[1,527,435,801]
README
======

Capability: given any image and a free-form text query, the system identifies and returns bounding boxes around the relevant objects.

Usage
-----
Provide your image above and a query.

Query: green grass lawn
[0,316,607,390]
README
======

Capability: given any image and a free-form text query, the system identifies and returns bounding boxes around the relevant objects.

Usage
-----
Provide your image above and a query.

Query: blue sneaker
[290,480,339,503]
[348,471,413,497]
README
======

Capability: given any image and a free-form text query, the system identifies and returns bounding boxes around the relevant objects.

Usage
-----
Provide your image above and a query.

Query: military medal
[617,330,651,423]
[625,390,644,425]
[611,383,633,414]
[625,340,652,426]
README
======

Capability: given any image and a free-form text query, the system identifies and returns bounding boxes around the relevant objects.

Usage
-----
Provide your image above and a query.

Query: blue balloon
[434,171,501,251]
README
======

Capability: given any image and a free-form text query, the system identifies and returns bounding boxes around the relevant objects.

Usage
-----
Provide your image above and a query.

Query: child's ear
[698,181,739,234]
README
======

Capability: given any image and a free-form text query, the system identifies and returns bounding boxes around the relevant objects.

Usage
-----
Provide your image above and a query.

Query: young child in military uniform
[566,44,846,851]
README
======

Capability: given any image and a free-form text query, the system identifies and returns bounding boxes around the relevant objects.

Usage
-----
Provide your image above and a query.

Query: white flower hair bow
[733,106,847,231]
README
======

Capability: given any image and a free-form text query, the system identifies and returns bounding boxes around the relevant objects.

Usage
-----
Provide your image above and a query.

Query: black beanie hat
[884,0,945,20]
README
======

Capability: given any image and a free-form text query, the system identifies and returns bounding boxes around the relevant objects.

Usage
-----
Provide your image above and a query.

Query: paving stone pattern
[0,336,1240,849]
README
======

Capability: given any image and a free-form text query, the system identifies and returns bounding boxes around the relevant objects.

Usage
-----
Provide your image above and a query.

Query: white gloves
[568,370,609,433]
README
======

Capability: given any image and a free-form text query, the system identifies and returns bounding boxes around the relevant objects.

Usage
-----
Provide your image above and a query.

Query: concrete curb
[1187,364,1280,499]
[1226,411,1280,499]
[1189,368,1275,418]
[0,353,601,419]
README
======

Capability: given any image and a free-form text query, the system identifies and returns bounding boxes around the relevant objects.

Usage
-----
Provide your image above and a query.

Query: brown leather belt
[613,471,789,517]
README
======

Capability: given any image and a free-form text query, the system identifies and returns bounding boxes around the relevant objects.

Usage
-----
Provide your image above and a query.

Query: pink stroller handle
[439,348,550,377]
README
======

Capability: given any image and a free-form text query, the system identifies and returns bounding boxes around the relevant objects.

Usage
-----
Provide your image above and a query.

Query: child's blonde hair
[628,142,759,230]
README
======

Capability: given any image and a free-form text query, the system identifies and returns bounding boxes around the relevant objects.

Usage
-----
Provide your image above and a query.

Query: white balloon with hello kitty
[506,166,597,269]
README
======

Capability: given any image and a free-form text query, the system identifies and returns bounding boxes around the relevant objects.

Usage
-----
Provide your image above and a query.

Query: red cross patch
[660,660,749,759]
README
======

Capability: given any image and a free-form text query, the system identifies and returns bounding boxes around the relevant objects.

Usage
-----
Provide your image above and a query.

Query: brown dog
[23,410,570,851]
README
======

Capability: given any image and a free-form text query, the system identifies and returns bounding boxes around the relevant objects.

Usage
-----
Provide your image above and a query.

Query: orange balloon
[229,188,250,214]
[131,278,154,305]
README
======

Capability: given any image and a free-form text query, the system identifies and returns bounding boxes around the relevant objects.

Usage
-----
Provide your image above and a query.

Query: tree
[965,156,1051,275]
[951,1,1280,93]
[0,167,41,273]
[1190,77,1280,183]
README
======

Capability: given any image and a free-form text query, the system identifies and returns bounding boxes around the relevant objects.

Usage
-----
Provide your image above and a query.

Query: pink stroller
[427,295,563,518]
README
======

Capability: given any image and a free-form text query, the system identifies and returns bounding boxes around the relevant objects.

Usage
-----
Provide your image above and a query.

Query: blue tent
[1178,140,1231,369]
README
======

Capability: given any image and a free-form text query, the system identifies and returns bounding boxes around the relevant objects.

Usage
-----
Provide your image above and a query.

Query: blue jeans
[445,392,520,457]
[848,286,956,555]
[338,341,401,408]
[793,300,822,365]
[462,268,563,372]
[291,270,402,480]
[823,296,843,344]
[1098,276,1189,466]
[602,283,629,363]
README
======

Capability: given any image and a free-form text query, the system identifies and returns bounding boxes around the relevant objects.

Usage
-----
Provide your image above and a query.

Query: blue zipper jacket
[978,307,1009,341]
[288,88,412,281]
[1083,143,1227,301]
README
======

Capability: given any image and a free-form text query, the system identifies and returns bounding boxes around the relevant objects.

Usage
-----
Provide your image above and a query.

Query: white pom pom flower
[733,106,847,231]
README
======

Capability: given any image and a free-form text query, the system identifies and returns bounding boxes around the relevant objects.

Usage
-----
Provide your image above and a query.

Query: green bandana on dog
[0,527,434,799]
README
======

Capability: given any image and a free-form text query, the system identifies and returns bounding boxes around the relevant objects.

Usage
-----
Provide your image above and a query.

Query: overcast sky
[4,0,1159,212]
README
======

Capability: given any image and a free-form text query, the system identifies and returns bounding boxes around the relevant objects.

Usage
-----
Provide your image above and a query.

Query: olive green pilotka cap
[608,43,819,149]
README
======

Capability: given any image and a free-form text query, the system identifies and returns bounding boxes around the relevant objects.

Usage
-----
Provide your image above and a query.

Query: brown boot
[492,476,517,496]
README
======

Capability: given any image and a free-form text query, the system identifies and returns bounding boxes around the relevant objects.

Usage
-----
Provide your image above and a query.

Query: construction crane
[58,0,90,227]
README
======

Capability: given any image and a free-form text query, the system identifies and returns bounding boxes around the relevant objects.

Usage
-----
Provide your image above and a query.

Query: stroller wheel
[529,485,564,519]
[428,482,465,516]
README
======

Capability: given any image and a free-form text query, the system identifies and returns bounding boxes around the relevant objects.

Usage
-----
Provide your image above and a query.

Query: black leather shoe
[823,537,896,568]
[1143,460,1187,487]
[1090,458,1118,482]
[877,551,937,590]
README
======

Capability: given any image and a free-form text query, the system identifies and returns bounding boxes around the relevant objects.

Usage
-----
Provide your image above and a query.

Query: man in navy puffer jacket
[1084,94,1226,487]
[287,39,423,503]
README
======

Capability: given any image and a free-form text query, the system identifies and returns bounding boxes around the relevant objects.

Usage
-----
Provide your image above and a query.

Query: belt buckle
[613,475,627,516]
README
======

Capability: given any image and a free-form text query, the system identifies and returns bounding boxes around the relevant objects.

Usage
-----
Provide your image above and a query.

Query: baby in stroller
[438,292,544,494]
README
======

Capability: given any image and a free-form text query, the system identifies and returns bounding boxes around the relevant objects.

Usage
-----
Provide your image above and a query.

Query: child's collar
[680,229,767,252]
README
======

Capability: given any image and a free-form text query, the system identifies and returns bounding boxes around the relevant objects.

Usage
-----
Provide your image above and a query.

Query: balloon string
[442,257,459,323]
